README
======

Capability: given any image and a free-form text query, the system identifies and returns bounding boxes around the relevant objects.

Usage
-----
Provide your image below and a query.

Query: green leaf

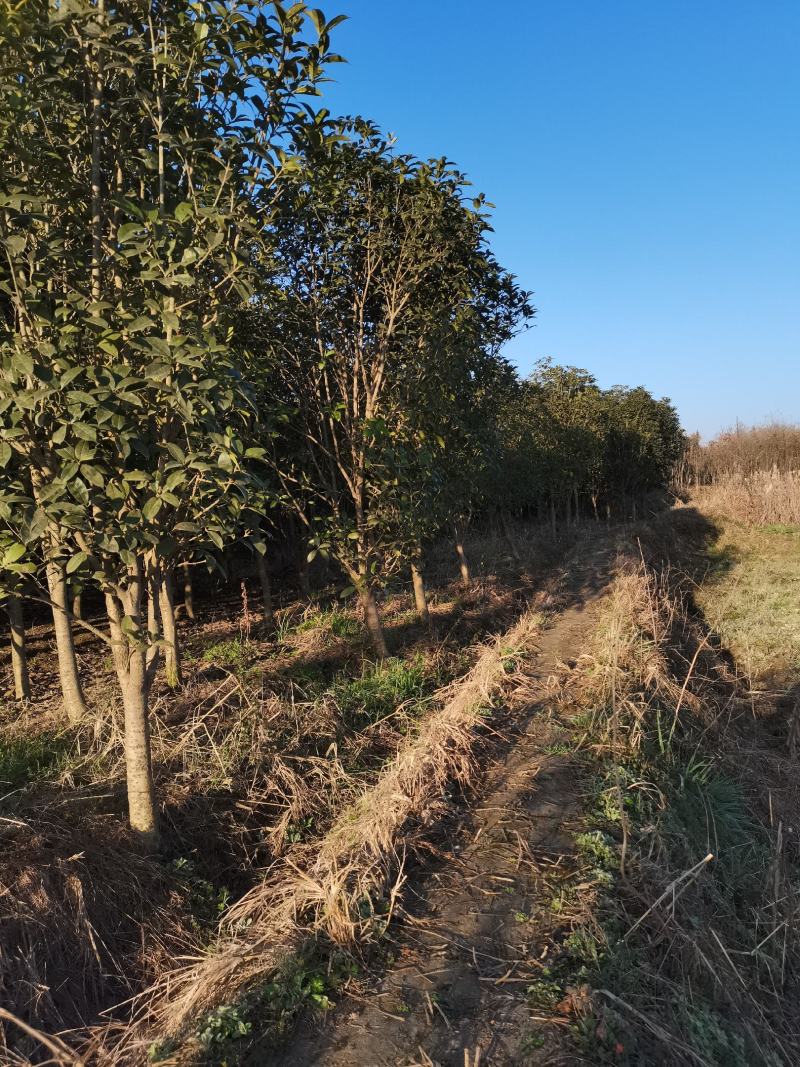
[118,222,142,242]
[73,423,97,442]
[66,551,87,574]
[142,497,162,522]
[2,543,26,565]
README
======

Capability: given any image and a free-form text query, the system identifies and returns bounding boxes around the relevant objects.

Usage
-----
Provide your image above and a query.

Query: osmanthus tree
[0,0,342,846]
[251,122,531,652]
[601,386,684,517]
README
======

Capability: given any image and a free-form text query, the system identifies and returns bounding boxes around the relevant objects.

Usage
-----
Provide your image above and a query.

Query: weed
[0,731,73,789]
[520,1029,546,1054]
[197,1002,252,1052]
[285,816,315,844]
[171,857,231,930]
[330,656,430,724]
[192,952,347,1061]
[574,830,616,871]
[543,740,573,756]
[526,973,562,1010]
[201,637,252,673]
[294,608,361,640]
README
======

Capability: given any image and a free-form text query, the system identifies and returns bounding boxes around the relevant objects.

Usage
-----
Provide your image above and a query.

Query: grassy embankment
[523,505,800,1066]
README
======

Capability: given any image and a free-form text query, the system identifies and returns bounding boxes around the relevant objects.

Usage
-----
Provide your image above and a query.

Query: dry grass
[692,471,800,526]
[120,599,550,1059]
[0,811,201,1064]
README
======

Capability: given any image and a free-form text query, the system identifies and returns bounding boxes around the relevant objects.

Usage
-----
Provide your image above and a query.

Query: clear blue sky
[316,1,799,439]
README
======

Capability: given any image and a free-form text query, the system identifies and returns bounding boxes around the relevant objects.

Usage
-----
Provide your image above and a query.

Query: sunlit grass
[696,519,800,683]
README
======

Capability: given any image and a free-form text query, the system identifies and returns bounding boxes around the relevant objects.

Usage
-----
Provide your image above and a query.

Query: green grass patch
[0,730,74,790]
[330,656,431,724]
[294,608,361,640]
[201,637,252,672]
[696,519,800,682]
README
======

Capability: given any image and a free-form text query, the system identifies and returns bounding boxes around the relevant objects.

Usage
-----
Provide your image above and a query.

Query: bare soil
[270,542,618,1067]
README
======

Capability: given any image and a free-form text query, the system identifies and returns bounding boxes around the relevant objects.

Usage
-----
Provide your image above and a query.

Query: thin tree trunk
[550,496,557,539]
[7,593,30,701]
[410,557,429,625]
[182,563,195,621]
[255,552,274,629]
[106,566,159,849]
[455,534,471,586]
[119,649,158,848]
[573,485,580,525]
[158,568,181,687]
[361,585,388,658]
[46,558,88,723]
[72,589,82,621]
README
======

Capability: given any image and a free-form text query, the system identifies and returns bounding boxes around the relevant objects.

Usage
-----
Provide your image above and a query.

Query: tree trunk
[158,568,181,688]
[255,552,274,629]
[106,566,159,850]
[71,589,82,621]
[46,558,88,723]
[410,558,429,625]
[550,496,557,539]
[573,486,580,525]
[7,593,30,701]
[182,563,195,621]
[119,651,158,848]
[455,536,471,586]
[361,585,388,658]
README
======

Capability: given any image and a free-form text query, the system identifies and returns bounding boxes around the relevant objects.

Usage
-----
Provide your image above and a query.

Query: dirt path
[272,542,617,1067]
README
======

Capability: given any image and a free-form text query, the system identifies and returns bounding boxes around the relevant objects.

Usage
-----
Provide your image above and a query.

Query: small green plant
[197,1003,251,1051]
[575,830,617,871]
[147,1037,179,1063]
[285,816,315,844]
[520,1030,545,1054]
[294,608,361,640]
[526,973,562,1010]
[543,740,573,757]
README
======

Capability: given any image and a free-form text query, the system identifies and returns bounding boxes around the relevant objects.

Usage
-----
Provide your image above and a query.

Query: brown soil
[269,542,618,1067]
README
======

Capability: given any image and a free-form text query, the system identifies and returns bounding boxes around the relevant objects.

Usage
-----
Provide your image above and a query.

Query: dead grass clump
[0,814,198,1061]
[128,599,549,1055]
[585,558,708,755]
